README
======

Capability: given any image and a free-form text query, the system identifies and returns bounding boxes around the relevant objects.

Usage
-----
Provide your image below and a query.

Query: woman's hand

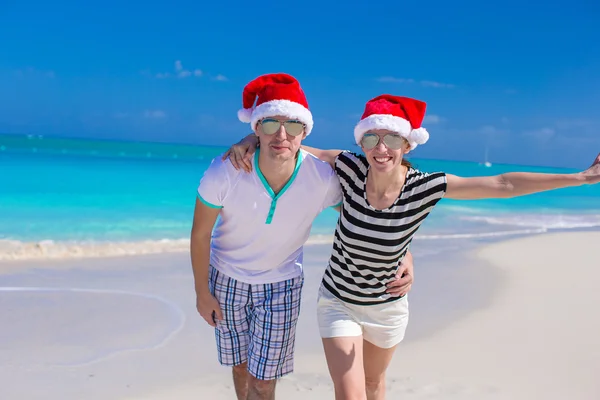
[580,153,600,184]
[386,251,414,297]
[222,133,258,172]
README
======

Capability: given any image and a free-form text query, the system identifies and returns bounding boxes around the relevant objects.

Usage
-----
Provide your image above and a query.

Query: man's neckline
[254,148,304,199]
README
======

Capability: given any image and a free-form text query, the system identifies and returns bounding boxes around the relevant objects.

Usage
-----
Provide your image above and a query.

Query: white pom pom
[409,127,429,144]
[237,108,253,123]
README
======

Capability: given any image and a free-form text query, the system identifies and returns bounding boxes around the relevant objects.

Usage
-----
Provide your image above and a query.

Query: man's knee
[248,374,277,395]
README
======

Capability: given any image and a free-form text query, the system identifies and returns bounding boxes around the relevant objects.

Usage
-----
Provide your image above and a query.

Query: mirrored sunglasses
[360,133,406,150]
[259,118,305,136]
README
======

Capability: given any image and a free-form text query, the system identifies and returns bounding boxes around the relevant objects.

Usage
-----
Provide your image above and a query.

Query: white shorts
[317,285,409,349]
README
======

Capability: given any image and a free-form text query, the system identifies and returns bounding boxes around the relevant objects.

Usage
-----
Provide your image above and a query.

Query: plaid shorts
[208,266,304,380]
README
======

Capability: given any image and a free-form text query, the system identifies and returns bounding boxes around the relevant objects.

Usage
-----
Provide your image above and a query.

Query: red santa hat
[237,73,314,135]
[354,94,430,150]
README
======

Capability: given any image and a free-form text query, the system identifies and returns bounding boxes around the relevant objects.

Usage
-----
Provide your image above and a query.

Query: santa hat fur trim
[238,99,314,135]
[354,114,429,150]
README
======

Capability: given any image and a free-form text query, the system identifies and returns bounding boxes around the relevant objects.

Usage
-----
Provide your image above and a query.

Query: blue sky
[1,0,599,168]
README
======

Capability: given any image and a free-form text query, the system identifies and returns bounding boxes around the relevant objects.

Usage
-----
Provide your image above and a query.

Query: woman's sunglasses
[259,118,305,136]
[360,133,406,150]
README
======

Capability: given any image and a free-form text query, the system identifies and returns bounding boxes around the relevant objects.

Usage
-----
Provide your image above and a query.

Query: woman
[226,94,600,400]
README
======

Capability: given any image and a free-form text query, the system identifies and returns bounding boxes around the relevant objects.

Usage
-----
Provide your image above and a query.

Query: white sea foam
[0,229,563,262]
[306,229,552,243]
[413,228,548,240]
[2,212,598,261]
[0,238,190,261]
[1,237,343,261]
[305,234,335,245]
[460,213,600,230]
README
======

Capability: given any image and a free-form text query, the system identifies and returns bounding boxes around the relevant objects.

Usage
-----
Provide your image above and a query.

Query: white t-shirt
[197,149,342,284]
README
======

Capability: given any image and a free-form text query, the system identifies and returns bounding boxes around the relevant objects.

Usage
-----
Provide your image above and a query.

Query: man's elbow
[190,224,212,245]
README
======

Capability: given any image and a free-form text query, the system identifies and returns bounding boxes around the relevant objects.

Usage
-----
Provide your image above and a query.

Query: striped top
[322,151,447,305]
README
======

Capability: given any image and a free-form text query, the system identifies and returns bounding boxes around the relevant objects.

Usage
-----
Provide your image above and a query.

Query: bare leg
[363,340,397,400]
[322,336,367,400]
[247,374,277,400]
[232,363,250,400]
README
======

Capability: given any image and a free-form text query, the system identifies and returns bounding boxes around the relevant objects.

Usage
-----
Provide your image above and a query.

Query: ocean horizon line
[0,132,582,171]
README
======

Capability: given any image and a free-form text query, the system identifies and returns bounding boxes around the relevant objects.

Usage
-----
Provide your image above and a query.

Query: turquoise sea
[1,133,599,259]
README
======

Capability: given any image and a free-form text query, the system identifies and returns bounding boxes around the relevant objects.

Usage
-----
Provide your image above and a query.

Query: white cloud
[144,110,167,119]
[151,61,212,80]
[376,76,455,89]
[524,127,555,142]
[174,61,192,78]
[420,80,455,89]
[146,60,226,82]
[15,67,55,78]
[376,76,415,84]
[478,125,511,147]
[554,118,598,131]
[423,114,444,124]
[480,125,499,135]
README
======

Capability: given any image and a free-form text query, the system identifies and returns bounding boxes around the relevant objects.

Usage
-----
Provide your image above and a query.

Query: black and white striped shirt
[322,151,447,306]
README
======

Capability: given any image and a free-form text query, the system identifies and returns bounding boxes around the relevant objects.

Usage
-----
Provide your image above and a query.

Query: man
[190,73,414,400]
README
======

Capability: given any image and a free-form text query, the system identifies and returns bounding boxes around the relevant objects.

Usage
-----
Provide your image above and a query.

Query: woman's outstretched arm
[446,153,600,200]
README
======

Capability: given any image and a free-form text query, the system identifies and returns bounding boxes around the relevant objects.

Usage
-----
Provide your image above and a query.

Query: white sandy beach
[1,232,599,399]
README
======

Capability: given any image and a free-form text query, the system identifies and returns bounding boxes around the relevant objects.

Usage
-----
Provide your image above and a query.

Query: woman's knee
[332,379,366,400]
[364,374,385,393]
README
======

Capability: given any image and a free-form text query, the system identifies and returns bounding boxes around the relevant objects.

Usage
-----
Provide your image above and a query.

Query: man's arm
[190,198,223,327]
[445,153,600,200]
